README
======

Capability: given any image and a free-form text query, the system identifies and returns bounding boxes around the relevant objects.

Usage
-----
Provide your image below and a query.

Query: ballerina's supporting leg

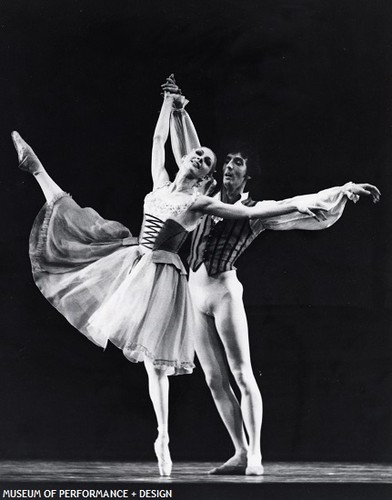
[12,131,64,204]
[144,360,172,476]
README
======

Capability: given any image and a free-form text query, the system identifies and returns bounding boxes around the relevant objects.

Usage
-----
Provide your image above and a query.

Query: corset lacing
[140,213,164,249]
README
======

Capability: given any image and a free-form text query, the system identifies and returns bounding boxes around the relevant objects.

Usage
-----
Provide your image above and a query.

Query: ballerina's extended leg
[12,131,64,203]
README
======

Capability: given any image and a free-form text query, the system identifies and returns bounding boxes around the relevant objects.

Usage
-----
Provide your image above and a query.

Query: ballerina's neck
[172,172,198,193]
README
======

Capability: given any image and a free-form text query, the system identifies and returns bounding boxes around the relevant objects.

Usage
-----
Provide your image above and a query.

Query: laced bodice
[140,184,200,252]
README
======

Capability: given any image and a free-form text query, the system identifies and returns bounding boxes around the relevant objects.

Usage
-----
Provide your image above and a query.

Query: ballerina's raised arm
[150,87,176,190]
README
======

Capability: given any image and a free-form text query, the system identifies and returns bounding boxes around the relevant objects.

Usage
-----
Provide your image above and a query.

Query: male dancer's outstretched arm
[162,75,380,227]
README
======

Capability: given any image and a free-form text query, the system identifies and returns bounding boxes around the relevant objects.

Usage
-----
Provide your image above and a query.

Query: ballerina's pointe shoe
[154,439,172,477]
[11,131,44,175]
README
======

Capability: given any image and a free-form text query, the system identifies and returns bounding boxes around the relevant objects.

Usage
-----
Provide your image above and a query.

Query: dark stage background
[0,0,391,463]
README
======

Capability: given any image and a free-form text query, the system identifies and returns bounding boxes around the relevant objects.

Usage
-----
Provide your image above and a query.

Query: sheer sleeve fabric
[251,183,358,232]
[170,104,201,167]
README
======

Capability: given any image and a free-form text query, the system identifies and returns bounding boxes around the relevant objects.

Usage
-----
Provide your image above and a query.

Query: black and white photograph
[1,1,391,499]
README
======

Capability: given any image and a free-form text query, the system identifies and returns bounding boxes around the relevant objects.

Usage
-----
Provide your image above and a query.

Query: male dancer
[162,76,380,475]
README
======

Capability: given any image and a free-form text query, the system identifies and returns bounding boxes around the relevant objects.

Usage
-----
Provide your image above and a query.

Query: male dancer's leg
[213,294,264,475]
[193,307,249,474]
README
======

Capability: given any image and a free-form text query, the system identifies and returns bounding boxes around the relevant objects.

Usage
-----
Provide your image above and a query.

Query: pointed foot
[11,131,43,174]
[154,438,172,477]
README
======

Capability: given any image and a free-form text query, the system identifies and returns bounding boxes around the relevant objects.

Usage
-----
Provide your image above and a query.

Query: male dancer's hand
[161,74,182,95]
[348,183,381,203]
[161,74,187,109]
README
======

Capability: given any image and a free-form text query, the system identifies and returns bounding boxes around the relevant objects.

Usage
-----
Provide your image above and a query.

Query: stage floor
[0,461,391,483]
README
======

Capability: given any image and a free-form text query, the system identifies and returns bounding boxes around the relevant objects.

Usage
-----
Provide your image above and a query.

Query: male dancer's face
[222,152,248,192]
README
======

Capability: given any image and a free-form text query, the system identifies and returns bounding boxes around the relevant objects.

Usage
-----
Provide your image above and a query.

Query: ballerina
[12,84,330,476]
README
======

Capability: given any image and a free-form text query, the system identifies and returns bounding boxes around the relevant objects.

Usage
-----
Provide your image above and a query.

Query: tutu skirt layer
[29,193,195,375]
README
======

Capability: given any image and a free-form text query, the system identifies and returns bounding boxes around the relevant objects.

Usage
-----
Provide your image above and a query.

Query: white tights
[144,360,170,440]
[33,169,63,204]
[189,265,263,467]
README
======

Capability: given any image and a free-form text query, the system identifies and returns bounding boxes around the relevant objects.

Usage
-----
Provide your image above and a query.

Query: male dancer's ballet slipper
[208,464,247,475]
[154,438,172,477]
[208,453,248,475]
[245,464,265,476]
[245,455,264,476]
[11,131,44,174]
[208,462,264,475]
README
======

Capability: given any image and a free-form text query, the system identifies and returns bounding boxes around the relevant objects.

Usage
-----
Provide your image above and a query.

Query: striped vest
[188,194,262,276]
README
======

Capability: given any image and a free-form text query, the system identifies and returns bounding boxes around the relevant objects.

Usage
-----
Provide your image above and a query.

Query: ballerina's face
[181,147,216,179]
